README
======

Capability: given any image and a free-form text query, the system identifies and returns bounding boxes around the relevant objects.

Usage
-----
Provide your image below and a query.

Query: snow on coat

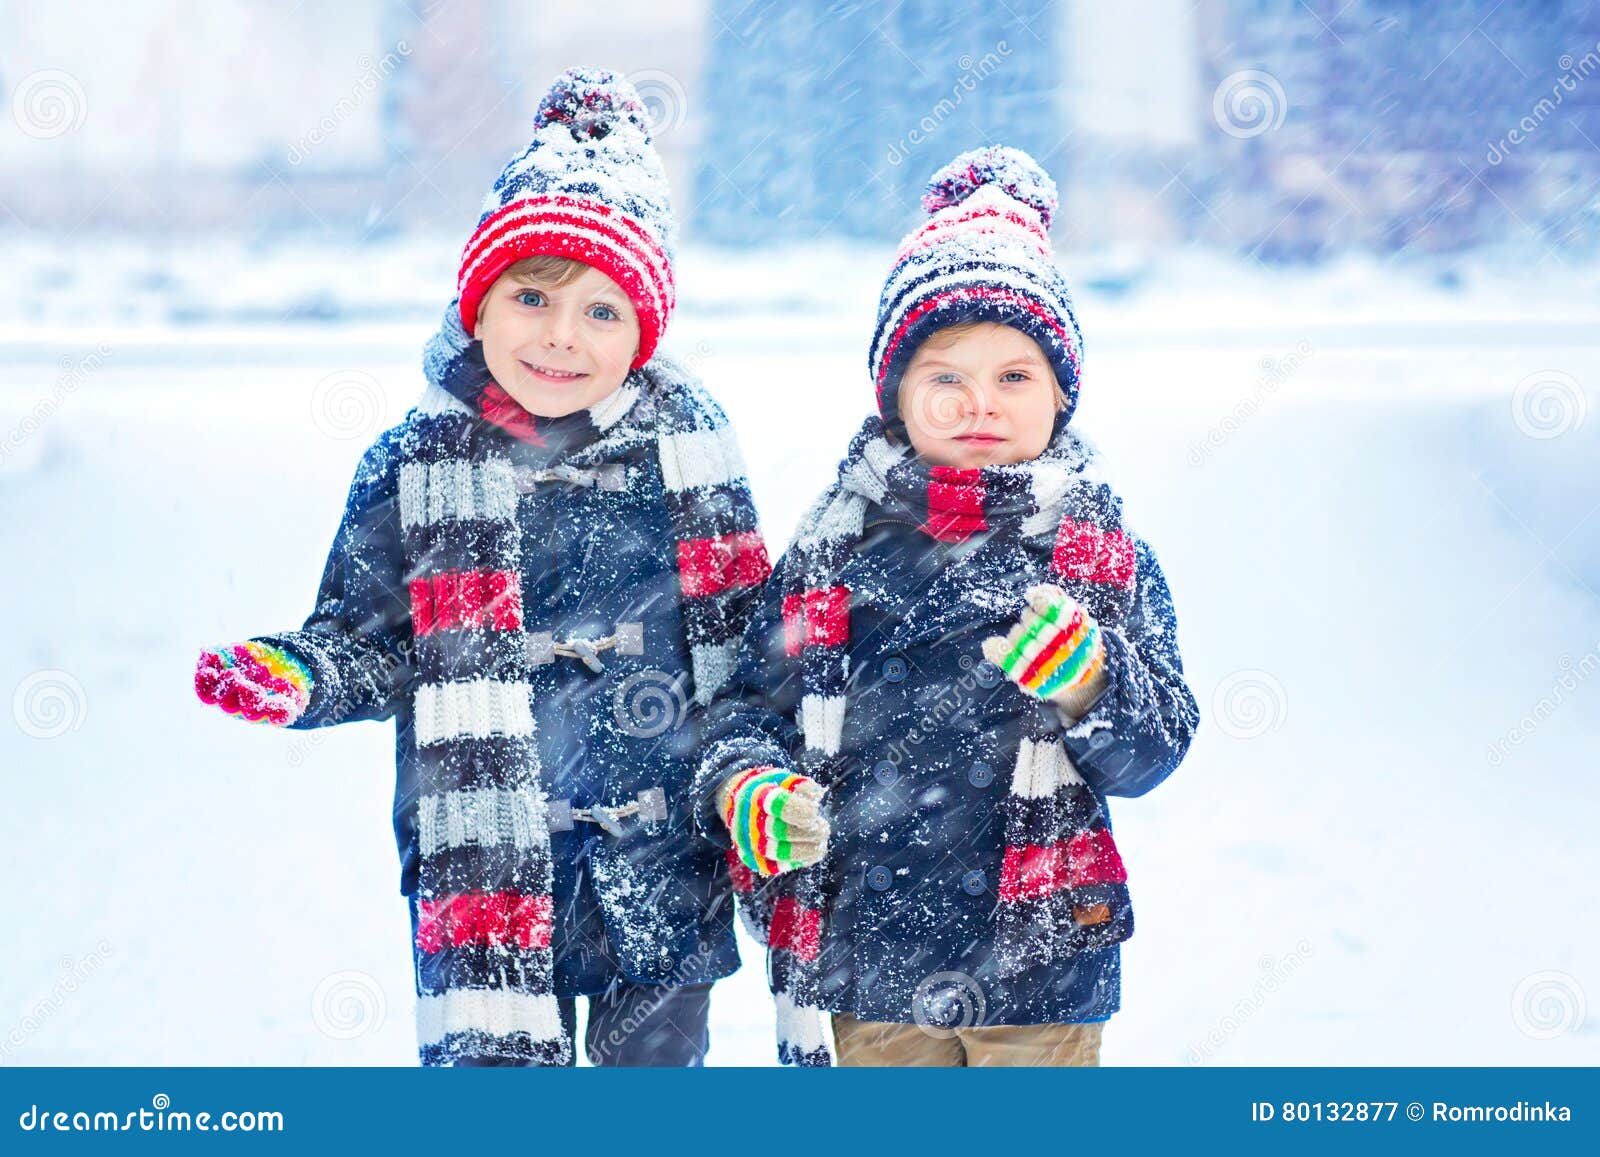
[696,414,1200,1064]
[251,341,768,1065]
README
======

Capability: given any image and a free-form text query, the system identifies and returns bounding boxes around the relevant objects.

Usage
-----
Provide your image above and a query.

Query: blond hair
[500,255,589,288]
[477,256,592,324]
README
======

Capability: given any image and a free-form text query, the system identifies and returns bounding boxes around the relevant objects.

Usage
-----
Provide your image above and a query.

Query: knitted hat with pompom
[869,145,1084,426]
[455,67,676,369]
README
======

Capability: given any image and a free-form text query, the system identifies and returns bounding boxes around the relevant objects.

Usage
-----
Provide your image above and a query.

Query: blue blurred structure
[691,0,1600,258]
[2,1,1598,260]
[693,0,1064,242]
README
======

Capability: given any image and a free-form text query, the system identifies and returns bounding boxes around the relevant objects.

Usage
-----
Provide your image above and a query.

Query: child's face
[898,322,1059,468]
[475,263,641,418]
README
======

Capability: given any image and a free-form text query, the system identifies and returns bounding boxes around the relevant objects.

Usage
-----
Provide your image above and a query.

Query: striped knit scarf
[730,415,1138,1066]
[403,308,768,1066]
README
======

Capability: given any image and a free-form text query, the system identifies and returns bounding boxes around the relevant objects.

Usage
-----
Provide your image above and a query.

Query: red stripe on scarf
[414,891,554,952]
[409,570,523,635]
[781,594,804,656]
[725,847,756,894]
[769,896,822,961]
[476,380,546,445]
[1066,829,1128,887]
[926,465,987,542]
[1051,518,1136,589]
[997,829,1128,902]
[678,531,772,598]
[782,586,850,655]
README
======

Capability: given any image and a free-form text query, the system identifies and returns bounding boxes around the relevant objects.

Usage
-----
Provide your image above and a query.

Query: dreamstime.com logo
[17,1094,284,1134]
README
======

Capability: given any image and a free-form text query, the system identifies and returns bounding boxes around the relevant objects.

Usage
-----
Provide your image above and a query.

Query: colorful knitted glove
[981,584,1109,719]
[194,641,314,726]
[719,766,830,877]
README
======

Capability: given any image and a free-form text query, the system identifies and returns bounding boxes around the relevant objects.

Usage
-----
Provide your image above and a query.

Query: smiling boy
[196,69,770,1067]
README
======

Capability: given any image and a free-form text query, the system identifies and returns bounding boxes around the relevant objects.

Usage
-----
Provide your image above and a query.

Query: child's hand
[982,583,1109,719]
[719,766,830,877]
[194,642,313,726]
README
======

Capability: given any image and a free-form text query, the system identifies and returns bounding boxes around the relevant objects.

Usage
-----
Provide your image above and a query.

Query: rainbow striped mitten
[981,583,1109,719]
[194,641,313,726]
[719,766,830,877]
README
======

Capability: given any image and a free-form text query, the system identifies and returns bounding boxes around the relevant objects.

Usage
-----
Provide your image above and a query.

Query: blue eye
[515,290,545,307]
[1001,370,1029,383]
[934,372,962,384]
[589,304,618,322]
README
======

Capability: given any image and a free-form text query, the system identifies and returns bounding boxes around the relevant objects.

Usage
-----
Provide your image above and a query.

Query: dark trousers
[447,981,713,1068]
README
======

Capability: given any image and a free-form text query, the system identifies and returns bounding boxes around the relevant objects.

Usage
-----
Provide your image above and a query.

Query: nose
[540,311,577,351]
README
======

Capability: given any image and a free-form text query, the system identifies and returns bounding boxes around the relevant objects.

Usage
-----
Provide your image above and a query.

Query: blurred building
[2,0,1597,257]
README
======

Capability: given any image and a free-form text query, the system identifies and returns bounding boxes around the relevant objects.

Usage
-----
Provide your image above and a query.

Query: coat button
[866,864,893,891]
[874,760,899,786]
[881,656,908,683]
[974,660,1003,688]
[961,869,988,896]
[967,761,994,788]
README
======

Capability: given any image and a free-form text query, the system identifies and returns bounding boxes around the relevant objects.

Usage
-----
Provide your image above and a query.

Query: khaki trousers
[831,1012,1105,1067]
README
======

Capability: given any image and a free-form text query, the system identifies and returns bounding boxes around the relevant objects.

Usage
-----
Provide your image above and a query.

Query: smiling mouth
[520,360,588,382]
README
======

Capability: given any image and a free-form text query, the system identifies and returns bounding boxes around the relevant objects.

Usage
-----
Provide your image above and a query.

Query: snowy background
[3,0,1599,1066]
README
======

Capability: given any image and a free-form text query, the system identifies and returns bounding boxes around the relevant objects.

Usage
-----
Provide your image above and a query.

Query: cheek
[476,315,512,366]
[1004,385,1058,440]
[477,306,523,358]
[599,321,642,367]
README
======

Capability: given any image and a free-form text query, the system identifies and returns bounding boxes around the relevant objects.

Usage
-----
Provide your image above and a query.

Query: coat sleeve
[1053,533,1199,797]
[250,430,415,730]
[688,548,806,850]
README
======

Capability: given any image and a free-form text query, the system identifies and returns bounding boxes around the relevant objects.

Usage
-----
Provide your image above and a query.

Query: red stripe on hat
[409,570,523,635]
[466,208,667,309]
[877,286,1070,395]
[677,531,772,598]
[414,891,554,952]
[460,201,671,308]
[925,465,987,542]
[896,203,1051,261]
[769,896,822,961]
[462,195,673,304]
[1051,518,1136,589]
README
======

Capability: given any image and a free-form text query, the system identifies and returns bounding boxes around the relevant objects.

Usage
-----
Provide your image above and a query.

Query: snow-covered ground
[2,239,1598,1065]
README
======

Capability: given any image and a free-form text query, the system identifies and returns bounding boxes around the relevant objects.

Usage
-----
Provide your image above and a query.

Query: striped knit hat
[869,145,1084,426]
[456,67,676,369]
